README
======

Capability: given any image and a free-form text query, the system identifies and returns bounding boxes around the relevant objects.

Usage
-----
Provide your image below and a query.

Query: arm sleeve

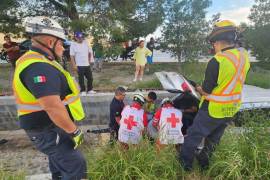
[20,63,61,99]
[202,58,219,94]
[146,48,152,57]
[69,43,75,56]
[152,108,162,127]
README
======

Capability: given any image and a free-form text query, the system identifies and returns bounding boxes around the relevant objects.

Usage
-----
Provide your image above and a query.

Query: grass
[0,170,25,180]
[85,110,270,180]
[129,78,162,90]
[245,70,270,89]
[0,61,269,93]
[1,111,270,179]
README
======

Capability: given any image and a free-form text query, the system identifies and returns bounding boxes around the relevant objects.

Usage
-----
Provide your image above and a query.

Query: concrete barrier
[0,91,172,130]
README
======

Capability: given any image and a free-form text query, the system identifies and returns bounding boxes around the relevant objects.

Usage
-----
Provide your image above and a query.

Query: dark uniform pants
[78,66,93,92]
[180,109,231,170]
[26,127,87,180]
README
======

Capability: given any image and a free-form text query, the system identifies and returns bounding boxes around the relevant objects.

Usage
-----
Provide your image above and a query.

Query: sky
[147,0,255,40]
[207,0,255,24]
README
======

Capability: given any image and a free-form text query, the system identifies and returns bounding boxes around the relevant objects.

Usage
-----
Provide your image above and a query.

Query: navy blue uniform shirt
[19,48,72,129]
[109,97,125,130]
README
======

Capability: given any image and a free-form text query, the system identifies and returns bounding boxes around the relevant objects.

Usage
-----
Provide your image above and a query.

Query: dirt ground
[0,62,182,95]
[0,126,110,176]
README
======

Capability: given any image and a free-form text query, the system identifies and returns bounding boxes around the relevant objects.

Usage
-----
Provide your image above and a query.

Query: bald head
[31,34,64,60]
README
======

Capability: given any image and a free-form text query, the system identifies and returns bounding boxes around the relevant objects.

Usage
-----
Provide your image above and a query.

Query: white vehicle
[155,71,270,125]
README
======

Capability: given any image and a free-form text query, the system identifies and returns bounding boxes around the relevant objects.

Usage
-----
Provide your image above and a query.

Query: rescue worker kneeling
[118,93,148,150]
[152,98,184,153]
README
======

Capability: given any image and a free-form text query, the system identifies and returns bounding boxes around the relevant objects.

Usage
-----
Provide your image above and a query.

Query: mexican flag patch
[34,76,46,83]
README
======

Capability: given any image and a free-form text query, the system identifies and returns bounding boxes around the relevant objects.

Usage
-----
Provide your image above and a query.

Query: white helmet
[24,16,65,40]
[133,93,145,105]
[161,97,172,106]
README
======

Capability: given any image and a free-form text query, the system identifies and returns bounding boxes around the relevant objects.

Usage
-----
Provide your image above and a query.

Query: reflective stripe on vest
[13,51,85,121]
[16,95,80,112]
[204,48,246,103]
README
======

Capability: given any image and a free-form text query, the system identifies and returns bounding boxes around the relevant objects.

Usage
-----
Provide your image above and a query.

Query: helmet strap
[33,37,60,61]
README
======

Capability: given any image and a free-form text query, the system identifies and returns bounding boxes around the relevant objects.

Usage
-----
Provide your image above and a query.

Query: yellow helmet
[208,20,238,43]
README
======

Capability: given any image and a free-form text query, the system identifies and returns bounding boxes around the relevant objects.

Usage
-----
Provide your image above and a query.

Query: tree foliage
[0,0,23,34]
[246,0,270,62]
[109,0,165,40]
[159,0,211,61]
[249,0,270,27]
[10,0,165,43]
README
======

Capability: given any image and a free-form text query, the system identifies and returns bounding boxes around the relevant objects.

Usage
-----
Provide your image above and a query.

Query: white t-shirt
[70,40,93,66]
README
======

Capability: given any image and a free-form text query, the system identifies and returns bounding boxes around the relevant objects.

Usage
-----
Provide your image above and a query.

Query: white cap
[24,16,65,40]
[133,93,145,104]
[161,97,172,106]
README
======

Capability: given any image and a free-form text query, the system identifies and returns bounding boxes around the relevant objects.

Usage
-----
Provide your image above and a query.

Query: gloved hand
[70,129,84,149]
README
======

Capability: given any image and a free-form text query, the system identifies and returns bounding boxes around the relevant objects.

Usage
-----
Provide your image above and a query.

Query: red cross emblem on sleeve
[166,113,180,128]
[124,115,137,130]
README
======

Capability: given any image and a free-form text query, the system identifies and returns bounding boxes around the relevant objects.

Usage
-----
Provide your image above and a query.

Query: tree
[17,0,165,42]
[160,0,211,62]
[249,0,270,27]
[109,0,165,40]
[0,0,23,34]
[246,0,270,62]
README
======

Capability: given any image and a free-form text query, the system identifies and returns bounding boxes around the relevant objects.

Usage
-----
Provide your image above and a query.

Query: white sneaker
[133,78,137,82]
[80,91,86,96]
[87,90,96,94]
[139,78,143,81]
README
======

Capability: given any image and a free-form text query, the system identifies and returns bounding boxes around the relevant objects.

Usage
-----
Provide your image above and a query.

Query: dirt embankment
[0,127,110,175]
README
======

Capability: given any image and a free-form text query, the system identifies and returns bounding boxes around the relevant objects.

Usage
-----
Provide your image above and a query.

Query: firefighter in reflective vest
[152,98,183,153]
[13,16,87,179]
[180,20,250,171]
[118,93,148,150]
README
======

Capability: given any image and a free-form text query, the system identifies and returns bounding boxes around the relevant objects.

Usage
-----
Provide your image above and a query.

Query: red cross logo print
[166,113,180,128]
[124,115,137,130]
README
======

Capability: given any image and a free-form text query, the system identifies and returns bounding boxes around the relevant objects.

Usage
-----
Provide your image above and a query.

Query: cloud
[219,7,251,24]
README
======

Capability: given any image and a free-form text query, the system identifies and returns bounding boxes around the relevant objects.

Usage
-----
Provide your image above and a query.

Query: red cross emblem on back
[124,115,137,130]
[166,113,180,128]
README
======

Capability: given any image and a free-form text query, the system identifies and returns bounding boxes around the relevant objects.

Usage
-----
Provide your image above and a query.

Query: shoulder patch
[33,75,46,83]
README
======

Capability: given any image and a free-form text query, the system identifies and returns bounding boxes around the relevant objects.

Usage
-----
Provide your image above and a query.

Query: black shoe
[0,139,8,145]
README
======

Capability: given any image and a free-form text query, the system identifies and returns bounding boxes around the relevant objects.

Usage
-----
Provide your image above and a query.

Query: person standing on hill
[180,20,250,171]
[132,40,152,82]
[3,35,21,68]
[93,40,104,72]
[70,31,95,95]
[146,37,155,72]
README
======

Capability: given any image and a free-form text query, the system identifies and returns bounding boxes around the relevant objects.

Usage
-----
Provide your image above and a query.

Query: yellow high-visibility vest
[200,47,250,118]
[13,50,85,121]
